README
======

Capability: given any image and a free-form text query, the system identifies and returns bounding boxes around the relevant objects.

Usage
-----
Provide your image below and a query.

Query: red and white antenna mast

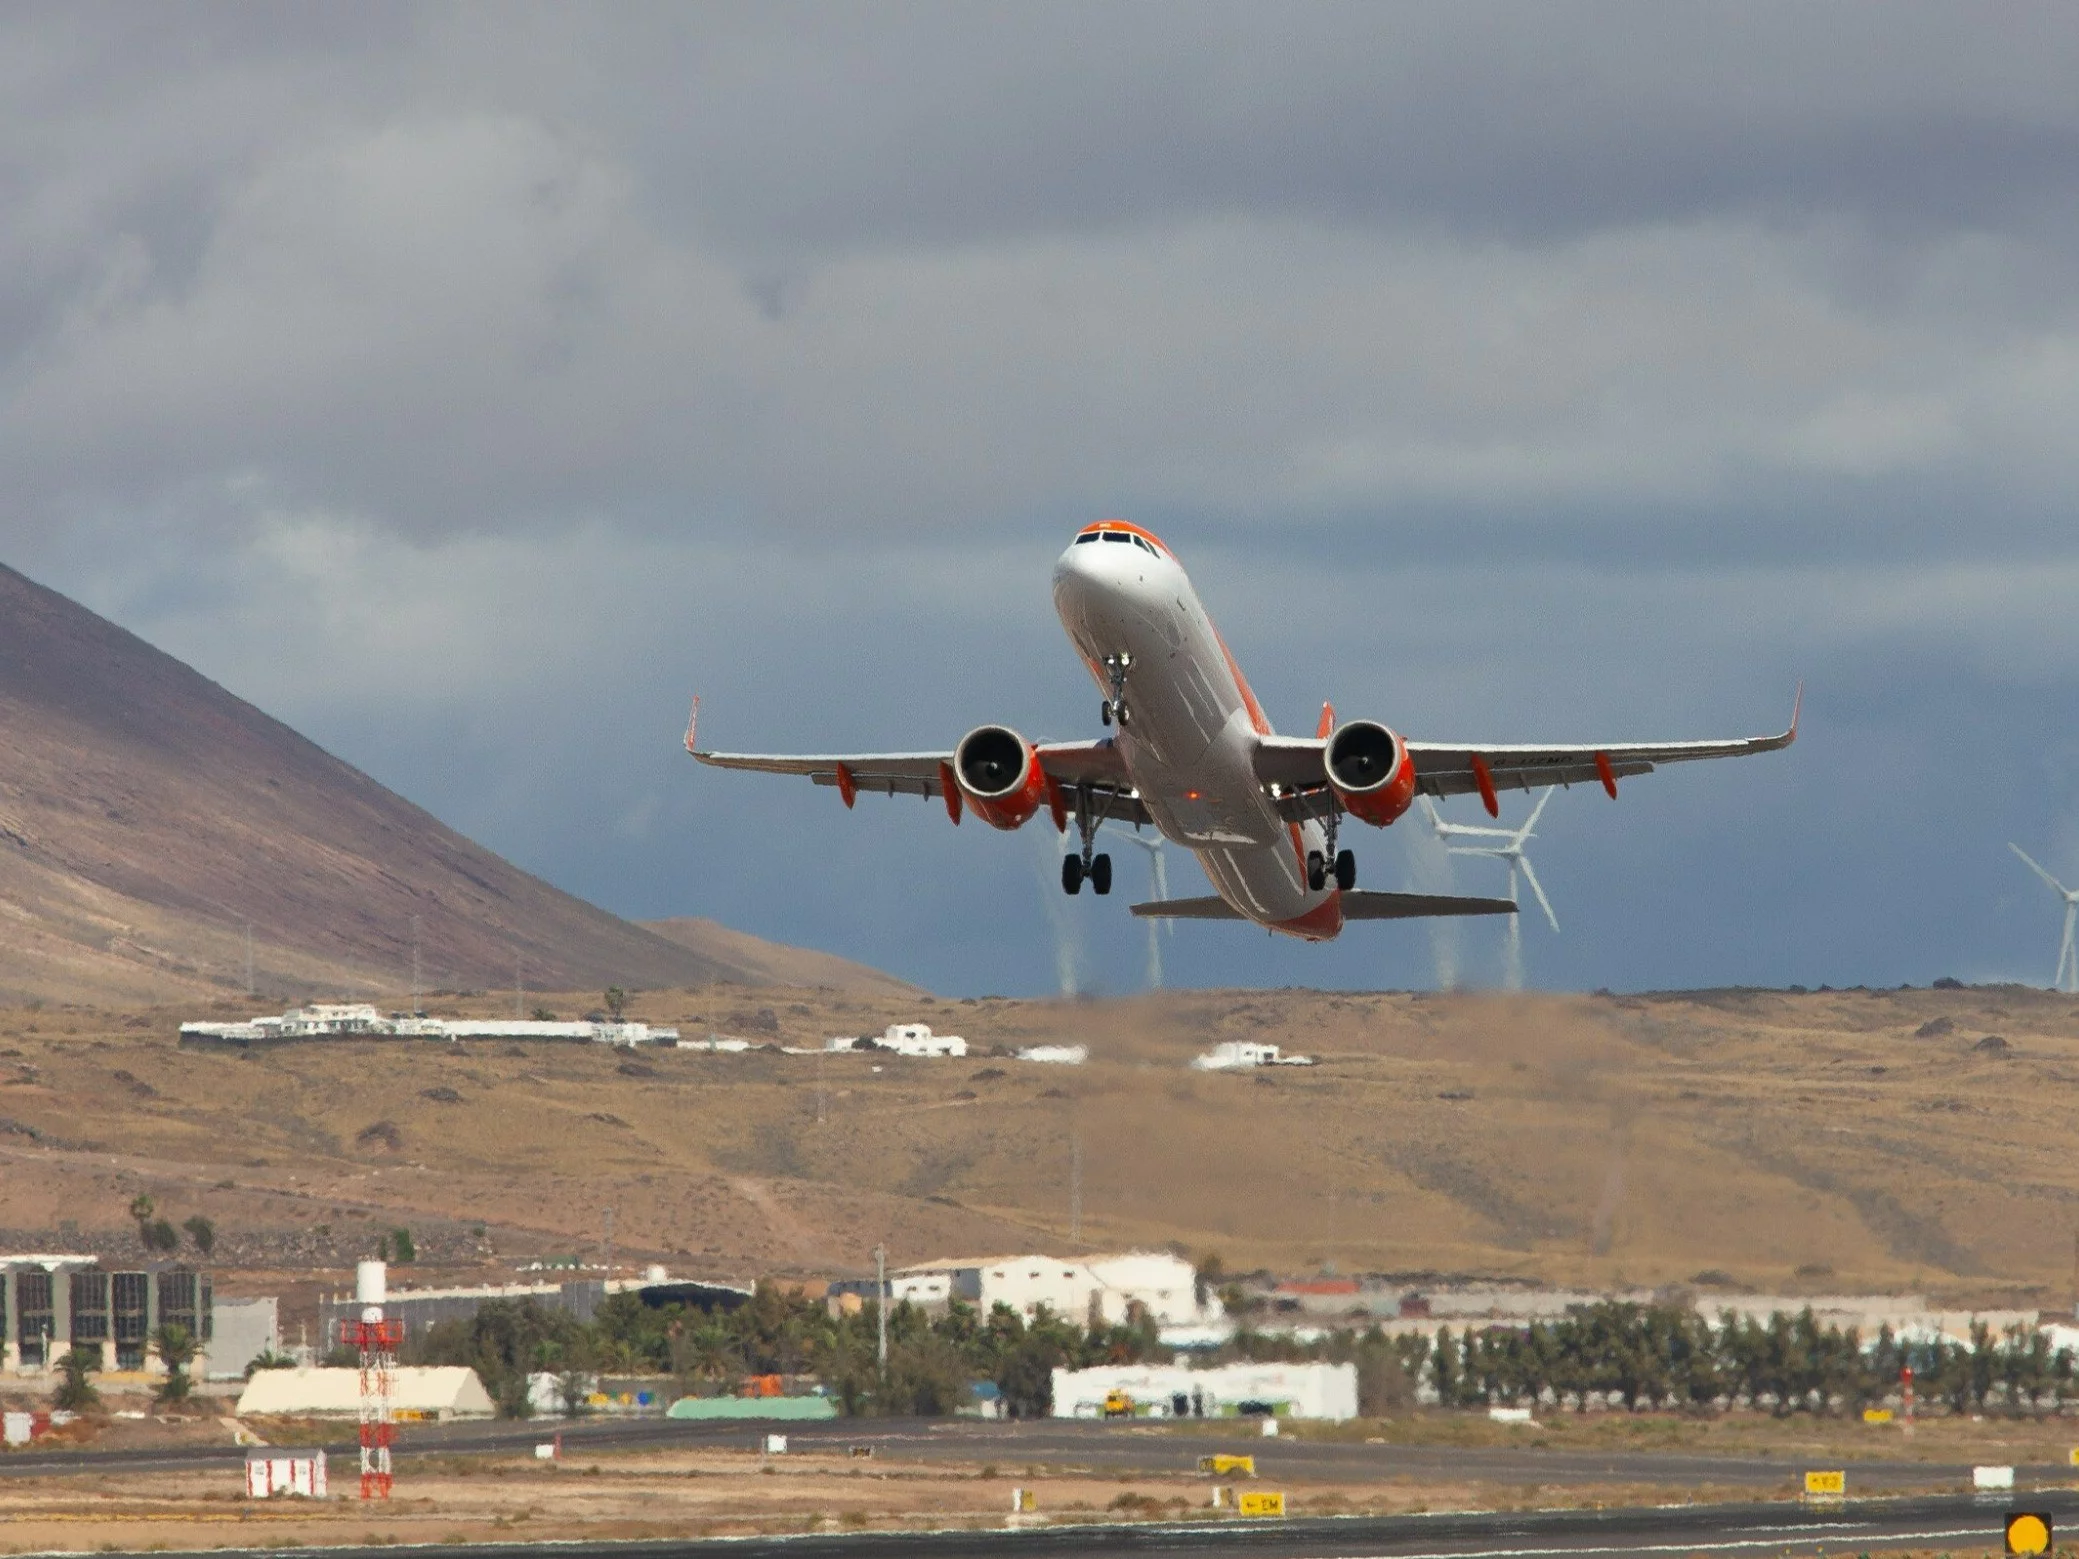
[340,1259,400,1499]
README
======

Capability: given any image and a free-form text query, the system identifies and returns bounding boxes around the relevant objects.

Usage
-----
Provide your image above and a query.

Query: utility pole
[814,1048,827,1125]
[514,950,523,1019]
[602,1207,614,1277]
[874,1244,887,1380]
[410,915,422,1017]
[1070,1126,1082,1247]
[244,923,254,999]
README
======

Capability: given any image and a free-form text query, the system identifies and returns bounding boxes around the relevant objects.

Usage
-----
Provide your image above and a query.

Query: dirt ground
[8,983,2079,1303]
[0,1441,1822,1552]
[4,1411,2079,1553]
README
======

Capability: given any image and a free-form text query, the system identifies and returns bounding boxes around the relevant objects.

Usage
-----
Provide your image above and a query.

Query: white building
[1016,1045,1089,1064]
[1191,1040,1314,1071]
[1050,1360,1358,1421]
[207,1297,280,1380]
[826,1023,966,1058]
[236,1365,496,1420]
[895,1250,1204,1328]
[180,1007,677,1047]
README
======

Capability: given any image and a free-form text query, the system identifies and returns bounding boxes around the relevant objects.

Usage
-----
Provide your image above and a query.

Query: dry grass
[0,983,2075,1304]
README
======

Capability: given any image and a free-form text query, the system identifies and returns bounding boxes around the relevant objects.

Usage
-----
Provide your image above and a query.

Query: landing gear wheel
[1062,854,1084,895]
[1090,853,1113,895]
[1334,849,1356,891]
[1100,700,1113,727]
[1306,850,1326,892]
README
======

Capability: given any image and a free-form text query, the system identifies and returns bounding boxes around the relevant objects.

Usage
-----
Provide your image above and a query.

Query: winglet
[1316,702,1336,739]
[683,695,701,756]
[1785,681,1803,746]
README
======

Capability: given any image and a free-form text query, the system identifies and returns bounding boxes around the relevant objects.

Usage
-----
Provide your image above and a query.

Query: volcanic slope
[0,563,893,1004]
[6,984,2077,1305]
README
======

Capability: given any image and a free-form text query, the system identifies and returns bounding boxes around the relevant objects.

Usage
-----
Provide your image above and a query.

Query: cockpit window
[1074,532,1100,544]
[1103,531,1132,543]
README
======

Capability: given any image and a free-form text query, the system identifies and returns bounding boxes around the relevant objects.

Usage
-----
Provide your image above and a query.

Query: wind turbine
[1104,824,1172,989]
[2009,844,2079,994]
[1419,790,1559,991]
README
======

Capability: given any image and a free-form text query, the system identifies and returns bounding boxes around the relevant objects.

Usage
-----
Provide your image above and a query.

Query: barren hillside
[0,563,896,1004]
[2,984,2075,1320]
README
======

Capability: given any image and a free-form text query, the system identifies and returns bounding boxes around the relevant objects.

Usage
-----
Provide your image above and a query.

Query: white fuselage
[1052,530,1342,939]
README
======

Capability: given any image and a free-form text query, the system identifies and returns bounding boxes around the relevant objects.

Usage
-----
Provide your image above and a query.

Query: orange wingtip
[1315,702,1336,739]
[683,695,701,754]
[1787,681,1803,742]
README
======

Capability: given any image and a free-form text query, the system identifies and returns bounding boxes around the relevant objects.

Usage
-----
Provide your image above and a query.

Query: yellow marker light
[2006,1511,2052,1556]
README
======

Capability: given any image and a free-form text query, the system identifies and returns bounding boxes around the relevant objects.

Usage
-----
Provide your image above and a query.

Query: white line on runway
[1310,1527,1991,1559]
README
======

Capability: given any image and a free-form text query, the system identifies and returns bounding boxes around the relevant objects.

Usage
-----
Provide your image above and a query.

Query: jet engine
[953,725,1047,830]
[1326,720,1417,827]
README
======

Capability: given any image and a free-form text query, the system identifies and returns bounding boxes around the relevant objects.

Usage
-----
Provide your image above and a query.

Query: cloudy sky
[8,3,2079,997]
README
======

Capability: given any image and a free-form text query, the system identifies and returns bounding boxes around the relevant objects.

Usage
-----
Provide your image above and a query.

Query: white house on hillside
[894,1250,1202,1327]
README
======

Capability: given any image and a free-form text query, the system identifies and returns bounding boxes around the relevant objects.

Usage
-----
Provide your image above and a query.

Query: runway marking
[1307,1527,1992,1559]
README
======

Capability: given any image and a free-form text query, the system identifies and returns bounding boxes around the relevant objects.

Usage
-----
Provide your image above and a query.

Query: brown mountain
[641,918,919,995]
[0,563,897,1005]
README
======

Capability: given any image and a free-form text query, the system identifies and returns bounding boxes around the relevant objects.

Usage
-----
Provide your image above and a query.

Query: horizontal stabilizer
[1341,890,1516,920]
[1131,891,1517,921]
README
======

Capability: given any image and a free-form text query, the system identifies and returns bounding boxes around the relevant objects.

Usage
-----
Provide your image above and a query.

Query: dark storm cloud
[4,3,2078,995]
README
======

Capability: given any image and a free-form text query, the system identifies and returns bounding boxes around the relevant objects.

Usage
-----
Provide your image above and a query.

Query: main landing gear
[1062,851,1111,896]
[1307,849,1356,893]
[1061,783,1112,895]
[1098,652,1133,728]
[1305,804,1357,892]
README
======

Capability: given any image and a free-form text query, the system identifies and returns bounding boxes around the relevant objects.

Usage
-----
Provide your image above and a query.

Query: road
[4,1414,2072,1496]
[35,1489,2076,1559]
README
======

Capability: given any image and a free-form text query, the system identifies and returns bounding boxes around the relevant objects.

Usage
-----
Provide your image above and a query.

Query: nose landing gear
[1099,652,1133,728]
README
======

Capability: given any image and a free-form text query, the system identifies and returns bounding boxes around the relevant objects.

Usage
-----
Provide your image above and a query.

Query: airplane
[686,520,1798,941]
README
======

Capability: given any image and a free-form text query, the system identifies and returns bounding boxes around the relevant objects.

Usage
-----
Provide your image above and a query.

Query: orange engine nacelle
[953,725,1047,830]
[1326,720,1417,827]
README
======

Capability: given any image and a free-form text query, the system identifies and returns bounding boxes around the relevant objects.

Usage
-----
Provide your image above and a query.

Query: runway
[49,1488,2074,1559]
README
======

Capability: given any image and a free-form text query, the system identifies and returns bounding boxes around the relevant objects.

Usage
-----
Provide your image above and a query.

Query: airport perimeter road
[68,1490,2079,1559]
[5,1415,2076,1496]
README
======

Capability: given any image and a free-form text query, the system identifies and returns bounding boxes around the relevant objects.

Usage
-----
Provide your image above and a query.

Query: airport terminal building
[1,1255,212,1374]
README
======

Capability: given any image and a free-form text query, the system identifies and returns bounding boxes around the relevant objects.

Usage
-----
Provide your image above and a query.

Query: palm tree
[153,1322,198,1406]
[53,1346,101,1412]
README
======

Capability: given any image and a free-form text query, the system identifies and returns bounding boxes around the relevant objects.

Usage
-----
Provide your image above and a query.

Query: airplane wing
[1256,689,1799,819]
[684,702,1149,825]
[1133,891,1515,920]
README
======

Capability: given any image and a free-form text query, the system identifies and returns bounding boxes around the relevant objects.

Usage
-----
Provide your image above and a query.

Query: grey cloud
[7,5,2079,996]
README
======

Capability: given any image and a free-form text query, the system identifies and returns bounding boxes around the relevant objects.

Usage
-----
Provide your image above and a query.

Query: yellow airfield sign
[1237,1491,1286,1517]
[1803,1470,1846,1497]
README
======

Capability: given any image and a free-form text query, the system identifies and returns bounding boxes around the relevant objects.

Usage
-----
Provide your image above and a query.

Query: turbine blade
[1518,787,1553,840]
[1518,856,1560,934]
[2062,902,2078,994]
[2011,843,2071,897]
